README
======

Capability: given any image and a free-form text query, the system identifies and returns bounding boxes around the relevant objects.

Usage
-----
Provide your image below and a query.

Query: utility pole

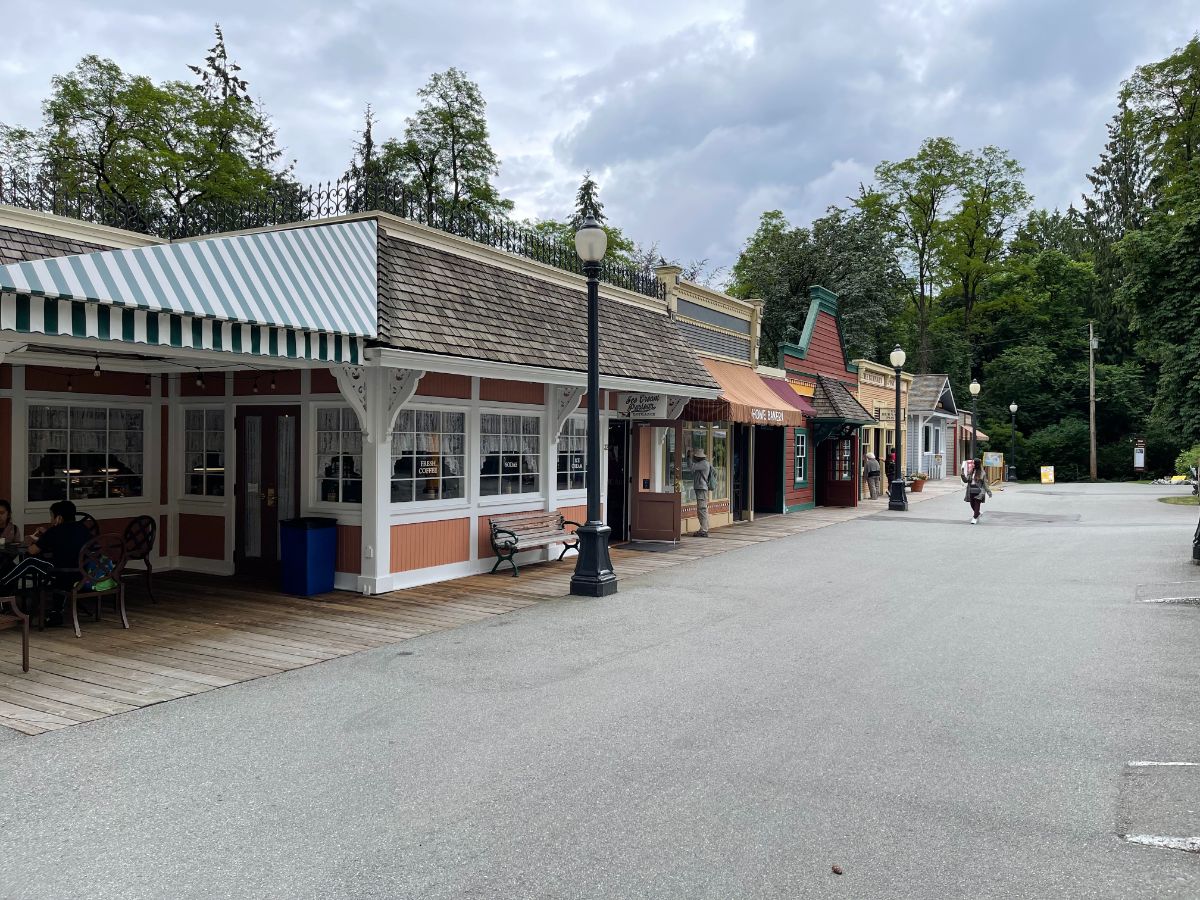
[1089,321,1098,482]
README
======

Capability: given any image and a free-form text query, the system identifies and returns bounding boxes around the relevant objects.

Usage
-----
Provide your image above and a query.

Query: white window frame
[555,414,588,498]
[794,428,808,485]
[477,407,545,506]
[389,403,471,510]
[26,399,149,508]
[311,404,365,510]
[181,404,228,501]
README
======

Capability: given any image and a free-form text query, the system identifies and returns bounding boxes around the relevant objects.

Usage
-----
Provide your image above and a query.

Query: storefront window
[28,405,144,502]
[794,429,808,484]
[391,409,466,503]
[678,424,708,503]
[317,408,363,504]
[835,438,854,481]
[185,409,225,497]
[480,413,540,496]
[557,416,586,492]
[711,427,730,500]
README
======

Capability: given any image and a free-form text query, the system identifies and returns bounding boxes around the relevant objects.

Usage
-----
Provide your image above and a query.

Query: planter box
[909,480,926,492]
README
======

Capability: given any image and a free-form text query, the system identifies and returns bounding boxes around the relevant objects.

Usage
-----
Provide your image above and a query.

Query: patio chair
[0,590,31,672]
[78,512,100,539]
[64,535,129,638]
[121,515,157,604]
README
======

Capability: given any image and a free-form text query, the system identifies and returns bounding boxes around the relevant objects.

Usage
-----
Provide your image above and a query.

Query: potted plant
[908,472,929,492]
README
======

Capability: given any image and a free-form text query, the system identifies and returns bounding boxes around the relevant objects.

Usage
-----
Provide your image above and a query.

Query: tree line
[2,27,1196,478]
[730,36,1200,480]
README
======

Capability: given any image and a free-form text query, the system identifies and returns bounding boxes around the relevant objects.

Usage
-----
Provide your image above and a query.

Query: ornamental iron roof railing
[0,168,666,300]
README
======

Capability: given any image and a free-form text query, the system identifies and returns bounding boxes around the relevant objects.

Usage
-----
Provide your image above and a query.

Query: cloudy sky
[0,1,1194,273]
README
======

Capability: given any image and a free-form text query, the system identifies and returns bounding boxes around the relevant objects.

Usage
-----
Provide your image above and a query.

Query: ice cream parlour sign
[621,393,669,419]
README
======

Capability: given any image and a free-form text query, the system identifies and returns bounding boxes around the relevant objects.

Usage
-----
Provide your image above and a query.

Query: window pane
[186,409,204,432]
[444,411,465,434]
[442,477,464,500]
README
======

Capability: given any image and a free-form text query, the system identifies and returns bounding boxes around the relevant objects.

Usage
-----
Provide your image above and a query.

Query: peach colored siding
[25,366,151,396]
[480,378,543,404]
[310,369,340,393]
[178,514,225,560]
[336,524,362,574]
[390,518,470,572]
[0,398,10,501]
[417,373,472,399]
[233,369,302,395]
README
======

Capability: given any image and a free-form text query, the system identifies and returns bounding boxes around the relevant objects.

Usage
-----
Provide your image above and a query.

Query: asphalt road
[2,483,1199,899]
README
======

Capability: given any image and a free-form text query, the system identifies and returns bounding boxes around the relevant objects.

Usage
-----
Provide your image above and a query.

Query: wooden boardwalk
[0,483,957,736]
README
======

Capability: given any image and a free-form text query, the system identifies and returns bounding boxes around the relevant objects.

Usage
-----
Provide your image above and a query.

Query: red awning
[763,377,816,418]
[683,359,809,426]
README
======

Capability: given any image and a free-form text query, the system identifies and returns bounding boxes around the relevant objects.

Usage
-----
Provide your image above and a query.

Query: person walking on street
[864,452,882,499]
[961,457,993,524]
[689,448,714,537]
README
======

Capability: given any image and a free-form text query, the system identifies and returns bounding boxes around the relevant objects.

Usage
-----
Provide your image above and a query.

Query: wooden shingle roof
[377,235,718,390]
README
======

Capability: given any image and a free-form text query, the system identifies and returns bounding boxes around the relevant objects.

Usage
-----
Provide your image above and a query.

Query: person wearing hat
[689,447,714,537]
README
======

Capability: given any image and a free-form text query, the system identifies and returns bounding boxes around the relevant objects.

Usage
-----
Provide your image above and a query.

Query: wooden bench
[488,510,581,577]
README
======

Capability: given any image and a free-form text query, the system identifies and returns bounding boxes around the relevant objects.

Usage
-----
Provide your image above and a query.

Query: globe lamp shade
[574,214,607,263]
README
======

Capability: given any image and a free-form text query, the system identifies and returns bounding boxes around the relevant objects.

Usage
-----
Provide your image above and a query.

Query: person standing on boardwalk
[864,452,882,499]
[961,457,993,524]
[689,448,713,537]
[885,448,897,483]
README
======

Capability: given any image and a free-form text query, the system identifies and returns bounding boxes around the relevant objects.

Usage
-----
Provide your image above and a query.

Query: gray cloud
[0,0,1194,274]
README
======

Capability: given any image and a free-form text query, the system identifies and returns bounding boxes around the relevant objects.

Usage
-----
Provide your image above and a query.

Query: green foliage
[729,205,906,365]
[1175,443,1200,476]
[528,172,639,267]
[380,67,513,223]
[1024,418,1091,482]
[0,31,291,226]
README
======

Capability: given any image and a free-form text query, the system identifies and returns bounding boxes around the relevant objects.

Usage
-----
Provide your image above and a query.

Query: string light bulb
[252,377,260,394]
[195,370,204,388]
[144,373,150,390]
[270,373,277,391]
[93,356,101,378]
[66,375,74,392]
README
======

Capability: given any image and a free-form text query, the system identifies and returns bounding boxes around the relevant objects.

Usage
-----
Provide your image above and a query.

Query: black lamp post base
[887,478,908,511]
[570,522,618,597]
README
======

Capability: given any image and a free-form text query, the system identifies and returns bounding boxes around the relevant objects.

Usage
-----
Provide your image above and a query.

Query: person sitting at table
[0,499,18,544]
[0,501,92,614]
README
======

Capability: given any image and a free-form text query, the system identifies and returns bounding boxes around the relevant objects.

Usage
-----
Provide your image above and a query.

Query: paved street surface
[2,483,1198,898]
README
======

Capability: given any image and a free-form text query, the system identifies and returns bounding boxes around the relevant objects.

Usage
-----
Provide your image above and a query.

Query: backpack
[82,555,118,592]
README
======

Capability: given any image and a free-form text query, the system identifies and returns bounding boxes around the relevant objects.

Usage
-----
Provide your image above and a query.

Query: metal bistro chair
[122,515,157,604]
[0,587,31,672]
[66,535,129,639]
[78,512,100,540]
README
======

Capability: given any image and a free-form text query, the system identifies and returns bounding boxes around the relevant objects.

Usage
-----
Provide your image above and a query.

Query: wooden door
[235,405,301,576]
[628,421,682,542]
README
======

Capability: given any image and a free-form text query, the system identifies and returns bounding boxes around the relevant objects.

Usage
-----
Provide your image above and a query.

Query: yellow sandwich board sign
[1040,466,1055,484]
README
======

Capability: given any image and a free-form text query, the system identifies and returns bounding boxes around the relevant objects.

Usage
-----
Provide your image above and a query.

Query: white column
[360,366,390,594]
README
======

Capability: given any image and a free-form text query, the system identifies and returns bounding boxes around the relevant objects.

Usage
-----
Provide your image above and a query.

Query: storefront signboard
[621,393,669,419]
[750,408,785,424]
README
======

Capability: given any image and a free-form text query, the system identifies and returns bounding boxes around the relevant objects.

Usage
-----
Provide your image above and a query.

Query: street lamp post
[887,345,908,511]
[570,214,618,597]
[969,378,981,464]
[1009,402,1018,482]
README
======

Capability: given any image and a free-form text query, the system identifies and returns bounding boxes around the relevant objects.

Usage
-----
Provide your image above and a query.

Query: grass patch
[1157,495,1199,506]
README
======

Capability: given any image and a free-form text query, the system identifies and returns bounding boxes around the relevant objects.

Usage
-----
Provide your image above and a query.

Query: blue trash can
[279,517,337,596]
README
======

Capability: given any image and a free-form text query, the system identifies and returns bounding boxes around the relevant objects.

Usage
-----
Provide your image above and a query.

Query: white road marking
[1127,761,1200,767]
[1122,834,1200,853]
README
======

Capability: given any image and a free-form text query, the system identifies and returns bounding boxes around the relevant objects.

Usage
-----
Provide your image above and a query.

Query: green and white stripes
[0,219,378,360]
[0,291,361,363]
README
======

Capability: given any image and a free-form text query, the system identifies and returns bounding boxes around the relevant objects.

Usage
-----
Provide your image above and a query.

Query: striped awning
[0,219,378,363]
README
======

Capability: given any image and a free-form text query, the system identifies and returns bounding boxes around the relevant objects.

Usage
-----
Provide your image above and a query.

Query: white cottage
[906,375,959,480]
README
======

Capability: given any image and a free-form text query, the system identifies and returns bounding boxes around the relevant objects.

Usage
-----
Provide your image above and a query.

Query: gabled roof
[813,375,875,424]
[776,285,858,376]
[377,234,718,391]
[908,374,958,415]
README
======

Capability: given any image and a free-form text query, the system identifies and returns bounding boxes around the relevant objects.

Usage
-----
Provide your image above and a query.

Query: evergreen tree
[571,170,605,227]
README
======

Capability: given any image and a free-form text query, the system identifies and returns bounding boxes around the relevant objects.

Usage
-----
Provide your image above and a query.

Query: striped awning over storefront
[0,219,378,363]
